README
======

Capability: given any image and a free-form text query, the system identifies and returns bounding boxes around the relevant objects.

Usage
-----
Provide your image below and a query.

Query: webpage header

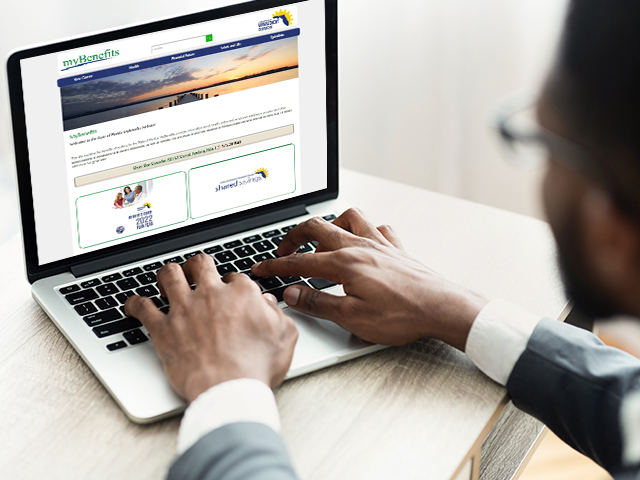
[57,28,300,87]
[55,4,297,75]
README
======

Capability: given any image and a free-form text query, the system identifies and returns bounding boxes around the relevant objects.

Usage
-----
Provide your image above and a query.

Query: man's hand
[125,254,298,403]
[252,208,488,351]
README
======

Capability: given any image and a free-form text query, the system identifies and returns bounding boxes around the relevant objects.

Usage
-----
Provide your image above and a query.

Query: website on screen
[21,1,328,265]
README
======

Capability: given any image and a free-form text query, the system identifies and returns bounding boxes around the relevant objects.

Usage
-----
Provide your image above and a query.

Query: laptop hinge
[70,204,309,278]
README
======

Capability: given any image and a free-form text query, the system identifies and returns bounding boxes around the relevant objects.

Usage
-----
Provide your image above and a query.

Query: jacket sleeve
[168,422,298,480]
[506,318,640,474]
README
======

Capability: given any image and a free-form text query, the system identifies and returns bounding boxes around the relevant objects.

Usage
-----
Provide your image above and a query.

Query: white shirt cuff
[176,378,282,455]
[465,299,542,386]
[620,389,640,465]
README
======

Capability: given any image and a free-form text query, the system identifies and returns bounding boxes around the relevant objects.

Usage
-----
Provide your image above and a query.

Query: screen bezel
[7,0,338,284]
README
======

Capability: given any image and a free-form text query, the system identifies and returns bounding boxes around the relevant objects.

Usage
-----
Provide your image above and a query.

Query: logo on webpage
[215,168,270,192]
[137,202,152,211]
[258,9,294,31]
[60,48,120,71]
[255,167,269,179]
[273,9,294,26]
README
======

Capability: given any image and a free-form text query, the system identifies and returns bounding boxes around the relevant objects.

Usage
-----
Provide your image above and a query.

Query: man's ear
[581,187,640,290]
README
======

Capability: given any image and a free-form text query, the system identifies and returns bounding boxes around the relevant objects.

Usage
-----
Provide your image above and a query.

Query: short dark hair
[550,0,640,219]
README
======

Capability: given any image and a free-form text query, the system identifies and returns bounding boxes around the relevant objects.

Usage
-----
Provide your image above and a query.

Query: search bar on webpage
[151,34,213,54]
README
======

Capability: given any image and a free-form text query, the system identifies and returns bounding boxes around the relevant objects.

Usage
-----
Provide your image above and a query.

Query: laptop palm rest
[285,285,387,379]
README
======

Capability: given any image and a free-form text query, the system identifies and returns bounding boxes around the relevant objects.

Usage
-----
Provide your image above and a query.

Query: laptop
[6,0,386,423]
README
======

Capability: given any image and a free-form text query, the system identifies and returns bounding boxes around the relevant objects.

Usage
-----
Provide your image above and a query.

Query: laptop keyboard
[58,215,337,353]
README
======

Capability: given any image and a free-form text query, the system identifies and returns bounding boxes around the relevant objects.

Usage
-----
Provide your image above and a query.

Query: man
[125,0,640,478]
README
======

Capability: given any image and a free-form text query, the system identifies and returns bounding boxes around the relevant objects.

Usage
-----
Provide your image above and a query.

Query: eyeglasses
[494,91,640,221]
[494,91,599,175]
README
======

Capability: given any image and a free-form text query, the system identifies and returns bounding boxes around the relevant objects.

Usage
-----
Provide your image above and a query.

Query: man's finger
[282,285,362,326]
[330,208,391,246]
[156,262,192,307]
[377,224,404,250]
[263,292,278,306]
[125,295,164,333]
[252,252,344,283]
[221,271,247,283]
[182,253,221,289]
[276,216,360,256]
[221,272,261,292]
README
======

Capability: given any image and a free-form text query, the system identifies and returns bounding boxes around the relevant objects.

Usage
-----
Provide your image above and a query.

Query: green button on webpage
[206,34,213,42]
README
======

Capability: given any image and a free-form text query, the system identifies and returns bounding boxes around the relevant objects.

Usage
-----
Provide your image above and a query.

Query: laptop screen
[16,0,329,267]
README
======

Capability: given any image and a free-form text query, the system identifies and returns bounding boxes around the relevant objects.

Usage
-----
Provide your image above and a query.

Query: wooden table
[0,169,568,480]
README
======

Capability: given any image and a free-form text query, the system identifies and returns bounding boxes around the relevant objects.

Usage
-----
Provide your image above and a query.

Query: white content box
[75,172,188,248]
[189,144,296,219]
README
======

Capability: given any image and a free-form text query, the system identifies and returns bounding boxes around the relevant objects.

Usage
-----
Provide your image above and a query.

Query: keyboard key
[262,229,280,238]
[95,296,118,310]
[243,234,261,243]
[253,252,274,262]
[308,278,337,290]
[233,245,256,258]
[297,243,314,253]
[92,317,142,338]
[59,284,80,295]
[160,306,170,314]
[101,273,122,283]
[123,329,148,345]
[259,277,283,290]
[184,250,202,259]
[96,283,118,296]
[151,297,163,308]
[135,285,159,297]
[271,235,285,246]
[116,278,139,290]
[246,272,262,282]
[74,302,97,316]
[115,291,135,304]
[136,272,156,285]
[143,262,163,271]
[83,308,122,327]
[270,281,308,302]
[253,240,273,253]
[204,245,223,254]
[234,258,255,271]
[281,224,296,232]
[107,341,127,351]
[164,256,183,264]
[123,267,143,277]
[214,251,237,263]
[65,289,99,305]
[323,214,337,221]
[80,279,101,288]
[217,263,238,276]
[278,276,302,285]
[223,240,242,249]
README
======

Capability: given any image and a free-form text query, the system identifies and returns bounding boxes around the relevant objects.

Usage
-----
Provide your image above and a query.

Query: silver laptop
[7,0,385,423]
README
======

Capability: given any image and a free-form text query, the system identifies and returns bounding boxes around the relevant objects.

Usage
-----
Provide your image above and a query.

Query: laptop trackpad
[284,285,374,376]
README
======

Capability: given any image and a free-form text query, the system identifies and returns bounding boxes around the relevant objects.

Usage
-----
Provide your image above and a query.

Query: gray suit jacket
[169,318,640,480]
[508,318,640,479]
[169,422,298,480]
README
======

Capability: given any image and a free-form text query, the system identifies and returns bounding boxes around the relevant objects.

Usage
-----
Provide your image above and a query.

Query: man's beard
[553,210,621,320]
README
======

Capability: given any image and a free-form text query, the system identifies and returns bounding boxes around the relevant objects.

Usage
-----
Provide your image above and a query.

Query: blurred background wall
[0,0,568,246]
